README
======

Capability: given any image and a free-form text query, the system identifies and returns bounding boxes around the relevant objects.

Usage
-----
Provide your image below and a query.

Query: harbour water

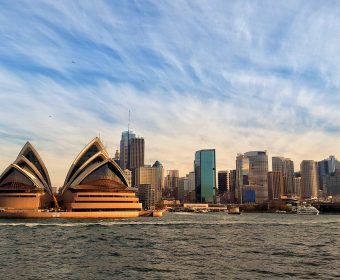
[0,213,339,279]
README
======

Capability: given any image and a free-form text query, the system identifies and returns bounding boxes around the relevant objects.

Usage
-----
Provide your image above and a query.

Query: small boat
[296,205,319,215]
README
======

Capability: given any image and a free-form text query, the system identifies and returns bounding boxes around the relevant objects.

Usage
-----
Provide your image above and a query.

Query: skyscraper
[218,170,230,194]
[119,131,136,170]
[267,171,284,200]
[194,149,216,204]
[272,157,294,197]
[235,154,249,203]
[129,137,145,170]
[244,151,268,203]
[300,160,319,199]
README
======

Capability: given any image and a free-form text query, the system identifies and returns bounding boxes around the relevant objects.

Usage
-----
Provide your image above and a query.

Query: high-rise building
[235,154,249,203]
[300,160,319,199]
[187,171,196,202]
[272,157,294,197]
[194,149,216,204]
[244,151,268,203]
[129,137,145,170]
[119,131,136,171]
[218,170,230,194]
[324,170,340,197]
[294,177,301,198]
[164,170,179,199]
[267,171,284,200]
[318,156,340,191]
[135,161,164,204]
[178,176,189,202]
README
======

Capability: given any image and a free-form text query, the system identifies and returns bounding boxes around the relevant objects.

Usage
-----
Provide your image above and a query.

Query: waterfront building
[0,142,54,210]
[134,161,164,204]
[245,151,268,203]
[235,154,249,203]
[324,169,340,197]
[300,160,319,200]
[61,137,142,215]
[272,157,294,197]
[267,171,284,200]
[164,170,179,199]
[194,149,216,204]
[138,184,155,210]
[218,170,230,194]
[294,177,301,198]
[187,171,196,202]
[318,156,340,191]
[178,176,189,202]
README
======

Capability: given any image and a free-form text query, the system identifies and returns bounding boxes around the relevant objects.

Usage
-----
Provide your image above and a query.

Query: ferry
[296,205,319,215]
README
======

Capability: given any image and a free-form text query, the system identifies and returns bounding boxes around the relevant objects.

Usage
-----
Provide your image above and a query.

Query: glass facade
[195,149,216,204]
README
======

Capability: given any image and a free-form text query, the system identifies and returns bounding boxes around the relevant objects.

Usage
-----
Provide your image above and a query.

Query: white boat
[296,205,319,215]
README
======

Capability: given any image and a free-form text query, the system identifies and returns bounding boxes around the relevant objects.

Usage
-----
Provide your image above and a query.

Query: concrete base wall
[0,210,141,219]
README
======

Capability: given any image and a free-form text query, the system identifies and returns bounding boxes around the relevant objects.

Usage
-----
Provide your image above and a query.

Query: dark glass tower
[194,149,216,204]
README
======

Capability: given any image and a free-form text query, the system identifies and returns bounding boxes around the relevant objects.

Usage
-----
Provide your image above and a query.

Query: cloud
[1,1,340,185]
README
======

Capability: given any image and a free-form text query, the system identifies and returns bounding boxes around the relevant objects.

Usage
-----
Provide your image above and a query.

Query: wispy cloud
[1,1,340,186]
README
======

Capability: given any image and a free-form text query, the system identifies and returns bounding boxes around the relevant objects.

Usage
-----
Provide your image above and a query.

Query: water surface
[0,213,339,279]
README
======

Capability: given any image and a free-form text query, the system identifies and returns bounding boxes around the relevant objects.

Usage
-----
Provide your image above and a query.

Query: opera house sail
[60,137,142,217]
[0,142,54,210]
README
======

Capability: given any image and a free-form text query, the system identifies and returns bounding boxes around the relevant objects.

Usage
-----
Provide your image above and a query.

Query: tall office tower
[119,131,136,170]
[129,137,145,170]
[229,169,237,193]
[272,157,294,197]
[194,149,216,204]
[218,170,230,194]
[300,160,319,199]
[135,161,164,204]
[267,171,284,200]
[164,170,179,199]
[235,154,249,203]
[244,151,269,203]
[294,177,301,198]
[187,171,196,202]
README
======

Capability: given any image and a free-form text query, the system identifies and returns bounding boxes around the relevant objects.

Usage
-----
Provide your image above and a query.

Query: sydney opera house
[0,138,142,218]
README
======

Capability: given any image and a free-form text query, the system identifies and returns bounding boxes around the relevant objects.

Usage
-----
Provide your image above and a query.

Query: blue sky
[1,1,340,186]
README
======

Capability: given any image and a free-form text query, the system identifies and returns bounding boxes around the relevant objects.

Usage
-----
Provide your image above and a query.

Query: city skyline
[1,1,340,186]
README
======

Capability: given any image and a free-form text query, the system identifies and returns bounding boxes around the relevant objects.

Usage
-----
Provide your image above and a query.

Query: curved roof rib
[64,151,107,188]
[68,158,129,189]
[16,142,52,188]
[0,164,46,191]
[64,137,109,185]
[14,155,53,195]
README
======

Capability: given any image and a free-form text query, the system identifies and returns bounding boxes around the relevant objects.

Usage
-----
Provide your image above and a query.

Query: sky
[1,0,340,187]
